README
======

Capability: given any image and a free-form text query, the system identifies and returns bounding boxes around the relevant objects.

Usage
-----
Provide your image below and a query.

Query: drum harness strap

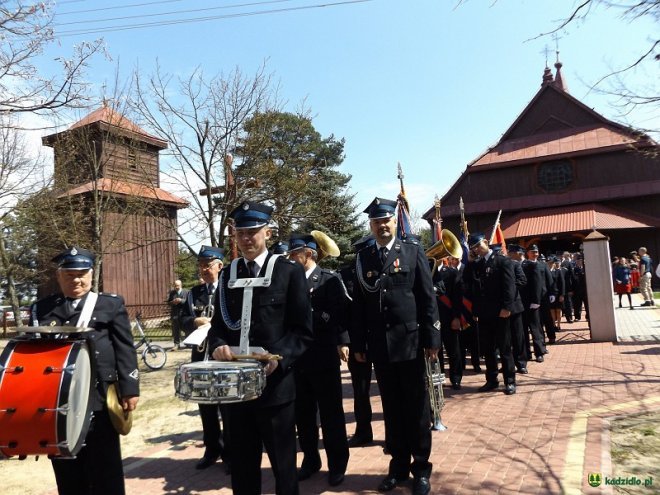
[30,292,98,336]
[220,255,280,355]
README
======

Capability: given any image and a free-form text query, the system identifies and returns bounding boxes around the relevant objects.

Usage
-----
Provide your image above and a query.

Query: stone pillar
[583,230,617,342]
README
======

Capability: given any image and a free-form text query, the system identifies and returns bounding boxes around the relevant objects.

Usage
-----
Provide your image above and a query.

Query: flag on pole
[396,163,415,240]
[488,210,507,255]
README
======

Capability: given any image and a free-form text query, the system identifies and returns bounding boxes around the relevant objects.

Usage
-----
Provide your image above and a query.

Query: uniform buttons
[385,324,390,328]
[383,289,387,293]
[384,306,388,311]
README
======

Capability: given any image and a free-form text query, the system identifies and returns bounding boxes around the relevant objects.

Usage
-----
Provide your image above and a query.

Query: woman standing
[614,257,634,310]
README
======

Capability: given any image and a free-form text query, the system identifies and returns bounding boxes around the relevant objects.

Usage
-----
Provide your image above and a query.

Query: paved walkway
[7,294,660,494]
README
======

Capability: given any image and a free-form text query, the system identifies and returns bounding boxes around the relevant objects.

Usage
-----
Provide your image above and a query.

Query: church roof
[502,203,659,238]
[57,178,188,208]
[44,104,167,149]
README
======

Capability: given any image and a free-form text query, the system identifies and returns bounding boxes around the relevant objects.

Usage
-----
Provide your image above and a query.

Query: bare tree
[129,62,277,250]
[0,118,47,324]
[537,1,659,131]
[0,1,104,119]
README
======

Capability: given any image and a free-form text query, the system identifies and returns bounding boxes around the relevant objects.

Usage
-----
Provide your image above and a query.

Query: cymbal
[18,326,94,334]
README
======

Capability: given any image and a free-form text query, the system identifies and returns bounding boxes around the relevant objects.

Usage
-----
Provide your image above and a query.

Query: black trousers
[190,345,229,459]
[294,367,349,474]
[227,400,298,495]
[478,316,515,385]
[52,408,125,495]
[562,294,574,321]
[441,325,463,385]
[459,325,481,369]
[541,302,557,340]
[523,308,547,358]
[170,315,183,344]
[509,311,527,369]
[374,357,432,479]
[347,354,373,439]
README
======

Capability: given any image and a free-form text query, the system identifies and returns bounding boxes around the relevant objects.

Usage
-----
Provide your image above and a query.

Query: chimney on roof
[553,53,568,92]
[541,65,554,86]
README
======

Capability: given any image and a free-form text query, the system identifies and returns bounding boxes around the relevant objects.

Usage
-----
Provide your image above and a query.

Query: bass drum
[175,360,265,404]
[0,338,94,458]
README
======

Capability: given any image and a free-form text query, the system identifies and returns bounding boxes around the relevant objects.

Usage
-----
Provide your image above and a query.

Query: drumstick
[232,353,283,361]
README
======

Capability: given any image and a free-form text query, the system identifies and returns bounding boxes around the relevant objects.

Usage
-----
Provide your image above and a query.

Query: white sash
[227,255,280,354]
[76,291,99,328]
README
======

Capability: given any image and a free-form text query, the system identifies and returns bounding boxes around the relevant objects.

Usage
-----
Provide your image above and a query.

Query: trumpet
[426,229,463,276]
[425,355,447,431]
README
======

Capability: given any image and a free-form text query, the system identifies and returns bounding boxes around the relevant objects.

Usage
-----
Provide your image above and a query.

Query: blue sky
[42,0,658,230]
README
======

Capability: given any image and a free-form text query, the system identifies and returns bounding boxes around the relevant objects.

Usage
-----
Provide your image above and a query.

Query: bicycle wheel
[142,344,167,370]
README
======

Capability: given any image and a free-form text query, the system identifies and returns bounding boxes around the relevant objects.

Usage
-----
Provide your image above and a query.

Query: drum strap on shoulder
[226,255,280,355]
[76,292,98,329]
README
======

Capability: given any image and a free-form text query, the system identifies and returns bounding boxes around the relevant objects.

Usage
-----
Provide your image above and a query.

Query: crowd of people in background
[612,247,656,309]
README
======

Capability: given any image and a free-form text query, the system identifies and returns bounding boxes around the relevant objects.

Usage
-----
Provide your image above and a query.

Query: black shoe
[641,301,651,307]
[517,367,529,374]
[504,383,516,395]
[630,306,635,310]
[566,319,574,323]
[543,348,550,354]
[328,471,345,486]
[473,365,482,373]
[548,338,556,344]
[478,381,499,392]
[195,451,220,470]
[451,382,462,390]
[378,475,409,492]
[224,461,231,475]
[536,355,544,363]
[347,434,373,448]
[297,462,321,481]
[575,317,581,321]
[412,476,431,495]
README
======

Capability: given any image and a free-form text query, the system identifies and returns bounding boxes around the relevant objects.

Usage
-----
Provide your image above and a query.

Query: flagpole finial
[434,195,441,208]
[397,162,403,180]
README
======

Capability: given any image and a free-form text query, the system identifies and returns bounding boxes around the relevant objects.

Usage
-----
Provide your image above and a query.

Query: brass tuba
[425,229,462,275]
[311,230,340,262]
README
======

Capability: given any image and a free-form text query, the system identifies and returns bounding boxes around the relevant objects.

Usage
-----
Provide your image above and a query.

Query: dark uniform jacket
[181,283,214,335]
[30,292,139,411]
[167,288,188,318]
[521,260,544,307]
[463,252,516,319]
[432,265,463,325]
[297,266,350,372]
[350,239,441,364]
[510,260,527,315]
[208,255,313,407]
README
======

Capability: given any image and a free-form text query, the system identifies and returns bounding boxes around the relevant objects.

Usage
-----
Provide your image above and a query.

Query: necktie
[247,260,258,278]
[379,247,389,265]
[65,297,76,314]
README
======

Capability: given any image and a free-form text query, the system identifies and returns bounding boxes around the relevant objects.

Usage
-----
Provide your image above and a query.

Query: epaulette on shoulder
[401,237,420,245]
[99,292,119,298]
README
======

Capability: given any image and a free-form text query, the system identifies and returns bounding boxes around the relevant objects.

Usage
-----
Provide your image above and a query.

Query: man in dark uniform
[339,235,377,448]
[180,246,229,471]
[167,279,187,349]
[288,233,350,487]
[270,240,289,255]
[463,234,517,395]
[432,258,465,389]
[209,201,313,495]
[506,244,528,373]
[521,245,549,362]
[30,247,139,495]
[572,256,588,321]
[561,252,576,323]
[351,197,441,495]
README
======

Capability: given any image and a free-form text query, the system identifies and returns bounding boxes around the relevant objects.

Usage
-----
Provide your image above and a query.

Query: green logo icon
[588,473,602,487]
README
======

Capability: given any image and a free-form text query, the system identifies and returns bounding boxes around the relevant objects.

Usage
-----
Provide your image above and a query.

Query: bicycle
[133,312,167,370]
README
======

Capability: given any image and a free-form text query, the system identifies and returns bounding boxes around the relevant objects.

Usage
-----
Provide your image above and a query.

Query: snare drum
[0,338,94,458]
[175,361,266,404]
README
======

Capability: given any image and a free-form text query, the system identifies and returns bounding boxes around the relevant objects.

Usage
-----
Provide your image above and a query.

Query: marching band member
[463,234,518,395]
[288,233,350,487]
[208,201,313,495]
[30,247,139,495]
[180,246,229,471]
[351,197,440,495]
[339,235,377,448]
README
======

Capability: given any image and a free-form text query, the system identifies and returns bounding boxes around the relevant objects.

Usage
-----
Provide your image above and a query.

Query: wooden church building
[426,60,660,259]
[42,104,187,309]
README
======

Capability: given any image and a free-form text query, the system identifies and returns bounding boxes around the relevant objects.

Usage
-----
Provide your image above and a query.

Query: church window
[537,160,574,192]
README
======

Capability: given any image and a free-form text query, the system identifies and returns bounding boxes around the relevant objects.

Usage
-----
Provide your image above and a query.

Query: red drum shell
[0,339,94,458]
